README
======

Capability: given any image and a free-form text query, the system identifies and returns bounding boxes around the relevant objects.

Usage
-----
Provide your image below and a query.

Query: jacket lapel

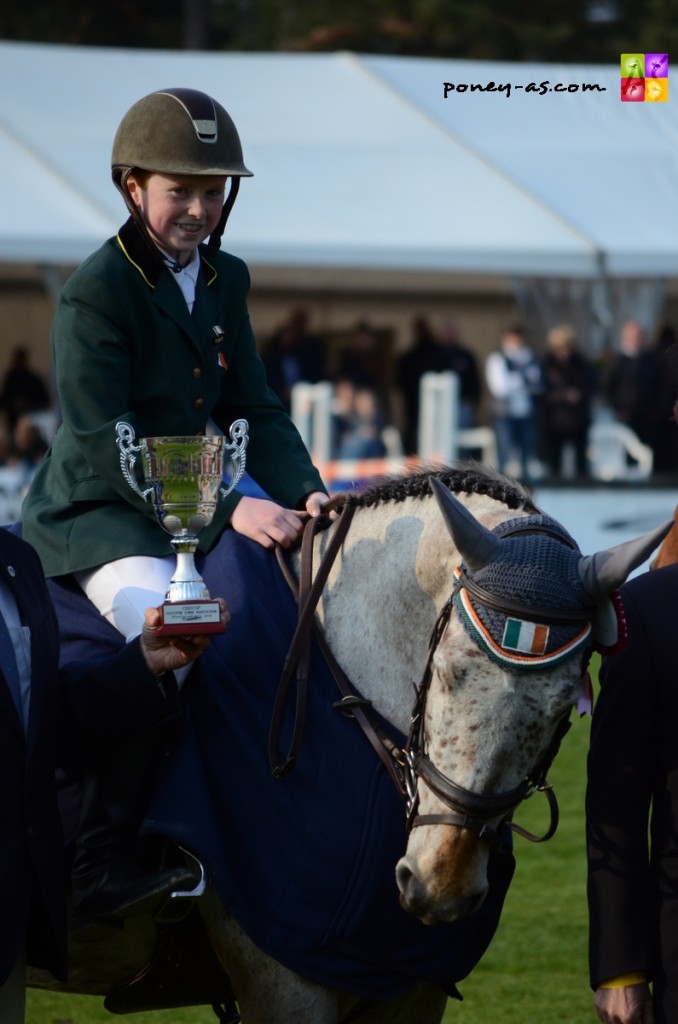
[192,267,224,346]
[117,217,216,351]
[153,273,198,342]
[0,532,58,749]
[0,558,29,739]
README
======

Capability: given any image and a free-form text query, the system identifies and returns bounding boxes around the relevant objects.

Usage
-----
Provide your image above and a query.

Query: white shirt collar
[158,249,200,312]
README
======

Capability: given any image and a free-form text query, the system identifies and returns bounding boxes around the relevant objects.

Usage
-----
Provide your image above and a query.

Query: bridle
[272,504,590,850]
[400,590,577,850]
[400,517,593,849]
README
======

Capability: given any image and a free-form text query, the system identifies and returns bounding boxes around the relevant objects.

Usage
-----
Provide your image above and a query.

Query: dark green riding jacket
[22,219,326,577]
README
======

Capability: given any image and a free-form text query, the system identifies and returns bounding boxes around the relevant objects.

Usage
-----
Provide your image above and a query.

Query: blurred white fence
[587,421,654,482]
[291,373,496,489]
[0,465,30,525]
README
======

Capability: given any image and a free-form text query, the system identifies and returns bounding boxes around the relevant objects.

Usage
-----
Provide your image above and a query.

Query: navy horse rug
[45,527,515,1001]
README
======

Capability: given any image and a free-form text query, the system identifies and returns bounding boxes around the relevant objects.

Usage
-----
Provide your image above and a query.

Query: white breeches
[74,555,192,686]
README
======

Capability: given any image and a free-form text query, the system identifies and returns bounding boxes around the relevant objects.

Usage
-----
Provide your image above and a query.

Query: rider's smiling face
[126,171,226,264]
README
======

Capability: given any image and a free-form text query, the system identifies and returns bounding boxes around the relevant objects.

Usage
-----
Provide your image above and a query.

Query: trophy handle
[115,421,154,502]
[220,418,249,499]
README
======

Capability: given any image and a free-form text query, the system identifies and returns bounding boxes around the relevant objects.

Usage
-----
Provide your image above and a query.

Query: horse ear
[578,519,674,645]
[578,520,674,597]
[429,476,502,569]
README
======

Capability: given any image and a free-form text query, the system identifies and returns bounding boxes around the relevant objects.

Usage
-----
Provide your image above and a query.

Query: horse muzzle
[395,825,490,924]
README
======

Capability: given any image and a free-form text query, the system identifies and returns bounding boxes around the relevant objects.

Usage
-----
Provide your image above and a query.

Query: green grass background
[26,661,598,1024]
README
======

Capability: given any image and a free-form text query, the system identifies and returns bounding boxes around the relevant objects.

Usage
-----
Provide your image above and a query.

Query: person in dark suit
[539,324,597,480]
[21,87,327,928]
[0,524,224,1024]
[395,316,450,453]
[586,562,678,1024]
[602,320,661,451]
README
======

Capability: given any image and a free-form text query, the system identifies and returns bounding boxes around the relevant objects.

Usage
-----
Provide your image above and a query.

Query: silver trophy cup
[115,420,249,634]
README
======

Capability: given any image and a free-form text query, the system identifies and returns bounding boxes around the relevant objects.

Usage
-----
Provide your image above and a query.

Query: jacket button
[194,398,204,410]
[192,367,202,379]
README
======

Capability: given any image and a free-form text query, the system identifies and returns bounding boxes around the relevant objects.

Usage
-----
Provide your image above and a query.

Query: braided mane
[326,462,539,514]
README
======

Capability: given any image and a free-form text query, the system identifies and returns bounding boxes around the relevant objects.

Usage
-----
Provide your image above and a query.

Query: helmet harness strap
[207,176,240,256]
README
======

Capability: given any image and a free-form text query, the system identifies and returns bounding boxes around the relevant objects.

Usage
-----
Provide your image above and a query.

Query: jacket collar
[116,217,218,290]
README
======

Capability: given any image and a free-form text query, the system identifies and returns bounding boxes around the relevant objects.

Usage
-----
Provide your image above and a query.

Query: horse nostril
[395,860,411,891]
[463,889,486,917]
[395,859,415,898]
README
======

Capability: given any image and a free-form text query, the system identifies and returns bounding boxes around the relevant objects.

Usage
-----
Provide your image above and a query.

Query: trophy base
[154,599,226,636]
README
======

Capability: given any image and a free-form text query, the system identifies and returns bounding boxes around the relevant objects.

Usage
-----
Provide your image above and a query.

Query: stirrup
[155,845,207,925]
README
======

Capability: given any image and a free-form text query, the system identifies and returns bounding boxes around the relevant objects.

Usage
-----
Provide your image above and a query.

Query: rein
[269,501,355,777]
[271,502,408,793]
[271,503,570,849]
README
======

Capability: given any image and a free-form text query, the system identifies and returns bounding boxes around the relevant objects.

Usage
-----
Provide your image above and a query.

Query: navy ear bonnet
[453,514,594,669]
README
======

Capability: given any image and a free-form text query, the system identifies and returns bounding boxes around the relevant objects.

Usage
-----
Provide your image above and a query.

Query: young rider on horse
[22,88,328,931]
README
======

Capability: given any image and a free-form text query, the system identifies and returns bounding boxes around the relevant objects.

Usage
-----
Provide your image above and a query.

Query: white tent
[0,42,610,276]
[0,42,675,343]
[358,53,678,340]
[364,55,678,278]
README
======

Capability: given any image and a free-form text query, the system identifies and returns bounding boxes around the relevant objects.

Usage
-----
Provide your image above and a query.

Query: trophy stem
[167,536,210,603]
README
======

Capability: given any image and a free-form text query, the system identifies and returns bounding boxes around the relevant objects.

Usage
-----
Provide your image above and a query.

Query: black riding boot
[70,723,197,932]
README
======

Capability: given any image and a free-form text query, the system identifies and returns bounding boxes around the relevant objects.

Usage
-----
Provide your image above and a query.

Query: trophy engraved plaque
[115,419,249,635]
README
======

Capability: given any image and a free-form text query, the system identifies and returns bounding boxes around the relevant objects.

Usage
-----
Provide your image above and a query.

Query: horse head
[395,476,671,924]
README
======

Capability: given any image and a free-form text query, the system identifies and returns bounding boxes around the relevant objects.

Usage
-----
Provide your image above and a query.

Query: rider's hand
[304,491,329,517]
[230,496,307,549]
[140,600,229,676]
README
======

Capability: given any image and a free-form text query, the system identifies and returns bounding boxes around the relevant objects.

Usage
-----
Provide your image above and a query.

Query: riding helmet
[111,87,253,254]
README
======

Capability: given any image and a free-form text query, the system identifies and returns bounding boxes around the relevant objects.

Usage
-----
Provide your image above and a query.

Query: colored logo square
[646,78,668,101]
[621,78,645,101]
[646,53,668,77]
[621,53,645,78]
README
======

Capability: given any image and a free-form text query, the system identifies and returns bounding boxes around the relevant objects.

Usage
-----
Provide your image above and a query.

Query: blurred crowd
[0,347,54,483]
[261,309,483,465]
[483,317,678,483]
[260,308,678,483]
[4,311,678,502]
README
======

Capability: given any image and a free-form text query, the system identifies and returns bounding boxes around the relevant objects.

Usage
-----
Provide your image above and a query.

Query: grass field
[26,662,598,1024]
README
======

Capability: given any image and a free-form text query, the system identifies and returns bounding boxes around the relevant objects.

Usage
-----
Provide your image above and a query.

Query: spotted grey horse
[27,465,670,1023]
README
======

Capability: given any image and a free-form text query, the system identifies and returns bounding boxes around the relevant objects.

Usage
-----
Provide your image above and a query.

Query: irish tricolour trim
[453,570,592,670]
[503,618,549,655]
